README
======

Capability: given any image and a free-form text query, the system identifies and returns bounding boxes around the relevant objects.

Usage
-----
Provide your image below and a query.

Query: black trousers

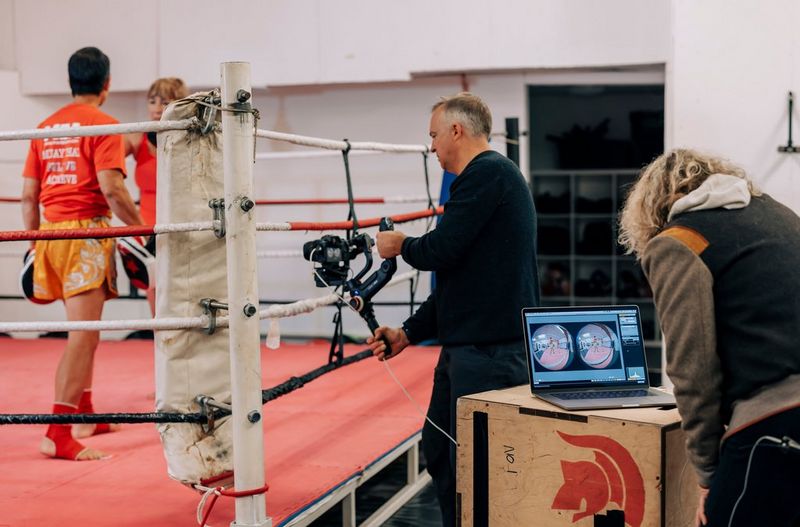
[705,406,800,527]
[421,342,529,527]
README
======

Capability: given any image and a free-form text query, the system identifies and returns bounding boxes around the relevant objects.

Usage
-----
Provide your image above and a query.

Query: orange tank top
[134,133,157,225]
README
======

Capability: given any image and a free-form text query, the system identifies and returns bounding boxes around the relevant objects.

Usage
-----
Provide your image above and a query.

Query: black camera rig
[303,218,397,363]
[303,233,373,288]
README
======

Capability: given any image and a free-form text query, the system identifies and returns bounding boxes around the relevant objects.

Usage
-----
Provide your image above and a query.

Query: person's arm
[368,293,437,360]
[21,178,41,248]
[401,293,438,344]
[641,231,723,488]
[401,171,506,271]
[123,133,141,157]
[97,169,144,226]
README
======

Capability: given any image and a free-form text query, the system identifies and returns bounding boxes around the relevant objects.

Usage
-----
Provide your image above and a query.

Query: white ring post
[221,62,271,527]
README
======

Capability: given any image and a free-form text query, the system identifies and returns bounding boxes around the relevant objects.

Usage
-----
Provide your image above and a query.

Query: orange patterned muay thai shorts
[33,217,118,301]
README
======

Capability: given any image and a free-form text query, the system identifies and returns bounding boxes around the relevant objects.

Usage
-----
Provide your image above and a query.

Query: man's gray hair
[432,92,492,138]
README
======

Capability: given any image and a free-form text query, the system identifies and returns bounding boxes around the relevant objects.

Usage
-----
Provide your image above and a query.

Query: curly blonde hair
[618,149,760,257]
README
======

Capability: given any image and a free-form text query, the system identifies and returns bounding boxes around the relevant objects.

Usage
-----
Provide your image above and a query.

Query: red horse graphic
[551,431,645,526]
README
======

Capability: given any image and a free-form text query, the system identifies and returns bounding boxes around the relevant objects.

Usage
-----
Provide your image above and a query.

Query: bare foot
[72,423,121,439]
[39,436,111,460]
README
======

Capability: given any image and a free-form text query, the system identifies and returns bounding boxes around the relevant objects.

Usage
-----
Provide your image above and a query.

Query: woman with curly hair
[619,149,800,526]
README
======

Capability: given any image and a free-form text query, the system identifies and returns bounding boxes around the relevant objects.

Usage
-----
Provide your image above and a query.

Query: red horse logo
[551,431,645,526]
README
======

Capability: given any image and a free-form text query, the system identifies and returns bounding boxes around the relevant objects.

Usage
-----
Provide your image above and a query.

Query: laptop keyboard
[552,389,651,400]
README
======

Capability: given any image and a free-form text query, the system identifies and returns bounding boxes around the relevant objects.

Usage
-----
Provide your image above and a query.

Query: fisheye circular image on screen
[577,323,618,369]
[531,325,574,370]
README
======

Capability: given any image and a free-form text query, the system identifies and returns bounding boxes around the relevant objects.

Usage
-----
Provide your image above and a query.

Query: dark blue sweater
[401,150,540,345]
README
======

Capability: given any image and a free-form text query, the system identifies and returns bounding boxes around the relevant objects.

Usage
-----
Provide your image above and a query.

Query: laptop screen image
[522,305,649,390]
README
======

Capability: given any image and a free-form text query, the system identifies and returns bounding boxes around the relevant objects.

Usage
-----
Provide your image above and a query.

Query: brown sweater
[641,195,800,487]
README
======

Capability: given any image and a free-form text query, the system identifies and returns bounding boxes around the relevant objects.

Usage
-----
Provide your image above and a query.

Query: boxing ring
[0,62,445,526]
[0,338,438,526]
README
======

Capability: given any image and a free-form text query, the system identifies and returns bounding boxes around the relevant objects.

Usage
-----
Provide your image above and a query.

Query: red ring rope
[288,206,442,231]
[0,225,155,242]
[256,197,386,205]
[0,207,442,241]
[1,196,417,205]
[199,483,270,526]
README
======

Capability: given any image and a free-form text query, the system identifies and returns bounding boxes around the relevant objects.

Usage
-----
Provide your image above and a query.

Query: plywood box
[456,385,697,527]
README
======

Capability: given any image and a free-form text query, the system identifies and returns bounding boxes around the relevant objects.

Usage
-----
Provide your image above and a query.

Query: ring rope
[0,315,210,334]
[0,268,417,333]
[0,207,440,242]
[0,410,208,425]
[269,206,443,232]
[0,118,199,142]
[255,150,380,161]
[196,483,271,527]
[0,287,342,333]
[0,221,216,242]
[0,196,436,205]
[256,247,381,259]
[0,348,376,426]
[256,129,428,154]
[0,149,383,164]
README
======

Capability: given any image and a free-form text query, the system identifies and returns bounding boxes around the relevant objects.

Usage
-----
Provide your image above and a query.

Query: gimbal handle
[348,217,397,357]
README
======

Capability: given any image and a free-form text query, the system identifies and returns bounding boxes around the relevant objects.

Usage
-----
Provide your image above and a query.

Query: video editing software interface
[524,307,647,389]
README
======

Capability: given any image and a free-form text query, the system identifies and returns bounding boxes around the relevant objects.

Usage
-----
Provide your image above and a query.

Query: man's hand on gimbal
[375,230,406,259]
[367,326,410,361]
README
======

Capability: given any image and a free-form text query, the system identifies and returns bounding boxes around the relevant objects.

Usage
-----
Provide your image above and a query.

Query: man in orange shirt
[21,47,144,461]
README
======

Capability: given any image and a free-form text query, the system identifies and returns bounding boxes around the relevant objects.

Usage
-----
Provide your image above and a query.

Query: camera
[302,234,372,287]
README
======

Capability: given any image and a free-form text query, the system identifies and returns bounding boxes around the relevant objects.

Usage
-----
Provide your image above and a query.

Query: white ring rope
[256,129,428,154]
[0,270,421,333]
[0,316,209,333]
[0,296,335,333]
[384,195,438,204]
[259,293,339,319]
[386,270,418,288]
[255,150,380,161]
[255,222,293,232]
[153,221,218,235]
[0,118,199,142]
[256,249,304,259]
[257,247,378,259]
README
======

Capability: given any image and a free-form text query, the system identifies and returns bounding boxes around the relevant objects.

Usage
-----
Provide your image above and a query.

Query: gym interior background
[1,0,798,382]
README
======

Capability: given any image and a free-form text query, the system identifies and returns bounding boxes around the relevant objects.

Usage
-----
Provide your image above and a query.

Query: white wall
[0,0,15,70]
[13,0,671,93]
[670,0,800,211]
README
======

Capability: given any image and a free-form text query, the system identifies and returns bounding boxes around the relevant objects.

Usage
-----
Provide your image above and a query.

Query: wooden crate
[456,385,697,527]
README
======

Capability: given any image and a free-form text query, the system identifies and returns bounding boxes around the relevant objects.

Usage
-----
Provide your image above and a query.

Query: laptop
[521,305,676,411]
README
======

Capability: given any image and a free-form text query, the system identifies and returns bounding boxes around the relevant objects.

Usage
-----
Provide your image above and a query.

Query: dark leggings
[421,342,529,527]
[705,406,800,527]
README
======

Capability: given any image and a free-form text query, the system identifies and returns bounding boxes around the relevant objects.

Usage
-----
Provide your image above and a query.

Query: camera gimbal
[303,218,397,363]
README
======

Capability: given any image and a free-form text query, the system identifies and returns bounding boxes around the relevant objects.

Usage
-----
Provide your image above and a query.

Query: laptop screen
[522,305,649,390]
